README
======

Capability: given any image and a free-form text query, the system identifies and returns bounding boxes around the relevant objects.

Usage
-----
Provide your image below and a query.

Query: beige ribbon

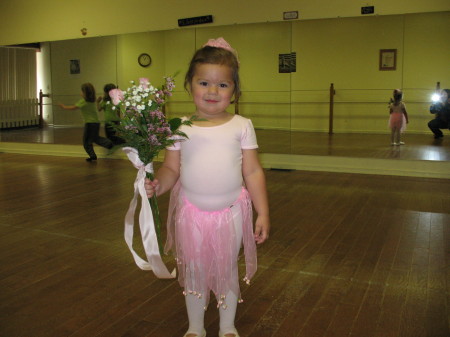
[123,147,175,279]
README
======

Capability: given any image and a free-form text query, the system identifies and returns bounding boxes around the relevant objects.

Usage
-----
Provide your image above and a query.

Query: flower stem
[146,172,163,256]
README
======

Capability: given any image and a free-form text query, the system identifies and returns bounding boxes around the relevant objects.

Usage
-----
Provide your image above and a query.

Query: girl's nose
[208,85,218,94]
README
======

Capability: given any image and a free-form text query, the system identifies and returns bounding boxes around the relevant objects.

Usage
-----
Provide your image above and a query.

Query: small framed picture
[279,52,296,73]
[70,59,80,74]
[379,49,397,71]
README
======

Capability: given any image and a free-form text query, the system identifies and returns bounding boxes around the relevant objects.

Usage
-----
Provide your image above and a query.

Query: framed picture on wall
[379,49,396,71]
[279,52,296,73]
[70,59,80,74]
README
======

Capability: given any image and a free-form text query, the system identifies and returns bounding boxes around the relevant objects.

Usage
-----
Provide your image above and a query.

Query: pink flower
[139,78,150,89]
[109,89,124,105]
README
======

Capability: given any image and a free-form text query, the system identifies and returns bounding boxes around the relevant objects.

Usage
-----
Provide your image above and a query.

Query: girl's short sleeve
[75,99,86,108]
[241,119,258,149]
[166,133,184,151]
[166,118,188,151]
[166,141,181,151]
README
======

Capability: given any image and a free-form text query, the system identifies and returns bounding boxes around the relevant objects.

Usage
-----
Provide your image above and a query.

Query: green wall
[2,0,449,45]
[50,11,450,134]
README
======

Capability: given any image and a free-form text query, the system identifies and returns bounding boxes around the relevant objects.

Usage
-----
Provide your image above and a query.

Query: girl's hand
[144,178,160,198]
[254,214,270,244]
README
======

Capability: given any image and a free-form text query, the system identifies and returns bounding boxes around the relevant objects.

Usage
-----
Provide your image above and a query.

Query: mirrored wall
[3,11,449,157]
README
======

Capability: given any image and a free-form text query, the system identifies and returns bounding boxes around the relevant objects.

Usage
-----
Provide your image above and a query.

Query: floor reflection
[256,130,450,161]
[1,126,449,162]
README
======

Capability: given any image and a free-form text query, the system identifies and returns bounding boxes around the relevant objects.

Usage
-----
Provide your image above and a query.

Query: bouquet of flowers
[110,77,194,278]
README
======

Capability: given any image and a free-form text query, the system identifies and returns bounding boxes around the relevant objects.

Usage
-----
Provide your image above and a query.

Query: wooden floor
[0,152,449,337]
[1,126,450,161]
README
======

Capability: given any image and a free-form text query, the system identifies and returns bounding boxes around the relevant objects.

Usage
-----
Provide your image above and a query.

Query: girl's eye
[219,83,229,88]
[199,81,208,86]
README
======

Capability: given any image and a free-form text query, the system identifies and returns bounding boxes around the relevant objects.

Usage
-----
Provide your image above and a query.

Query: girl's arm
[96,97,103,111]
[58,103,78,110]
[145,149,180,198]
[242,149,270,244]
[402,103,409,123]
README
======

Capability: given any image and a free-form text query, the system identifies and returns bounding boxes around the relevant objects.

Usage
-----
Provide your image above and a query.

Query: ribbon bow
[123,147,175,279]
[203,37,239,62]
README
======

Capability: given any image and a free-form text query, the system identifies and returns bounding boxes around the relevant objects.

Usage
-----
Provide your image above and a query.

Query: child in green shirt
[97,83,125,145]
[59,83,112,161]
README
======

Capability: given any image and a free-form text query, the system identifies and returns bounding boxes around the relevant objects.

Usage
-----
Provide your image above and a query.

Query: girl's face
[190,63,235,118]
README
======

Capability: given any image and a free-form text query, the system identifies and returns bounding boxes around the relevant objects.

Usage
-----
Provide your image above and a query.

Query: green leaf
[168,117,182,132]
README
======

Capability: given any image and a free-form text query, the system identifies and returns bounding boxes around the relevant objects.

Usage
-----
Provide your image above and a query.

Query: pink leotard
[168,115,258,211]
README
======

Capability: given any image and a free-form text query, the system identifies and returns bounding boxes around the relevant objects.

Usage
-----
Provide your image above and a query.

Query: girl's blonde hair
[393,89,403,105]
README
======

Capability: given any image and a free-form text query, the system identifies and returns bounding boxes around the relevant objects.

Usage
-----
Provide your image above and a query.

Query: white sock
[219,290,239,334]
[185,293,206,335]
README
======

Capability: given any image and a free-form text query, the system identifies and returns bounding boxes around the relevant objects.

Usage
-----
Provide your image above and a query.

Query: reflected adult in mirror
[428,89,450,139]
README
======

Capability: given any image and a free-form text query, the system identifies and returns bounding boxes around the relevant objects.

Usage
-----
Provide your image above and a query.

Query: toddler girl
[145,38,270,337]
[389,89,409,145]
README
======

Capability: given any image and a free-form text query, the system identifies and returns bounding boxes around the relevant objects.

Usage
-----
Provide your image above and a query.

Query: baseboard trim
[260,153,450,179]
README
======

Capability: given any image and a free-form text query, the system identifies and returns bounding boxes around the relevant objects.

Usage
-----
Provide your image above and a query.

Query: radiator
[0,99,39,129]
[0,47,38,129]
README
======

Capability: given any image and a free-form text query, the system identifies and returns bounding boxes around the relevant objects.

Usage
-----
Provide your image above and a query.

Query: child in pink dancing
[145,38,270,337]
[389,89,409,145]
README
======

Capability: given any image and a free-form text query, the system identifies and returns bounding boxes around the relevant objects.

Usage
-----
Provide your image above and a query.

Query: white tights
[185,290,239,335]
[185,206,243,336]
[391,127,401,144]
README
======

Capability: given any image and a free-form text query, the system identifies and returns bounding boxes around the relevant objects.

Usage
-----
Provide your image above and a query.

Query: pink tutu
[389,112,407,132]
[165,181,257,307]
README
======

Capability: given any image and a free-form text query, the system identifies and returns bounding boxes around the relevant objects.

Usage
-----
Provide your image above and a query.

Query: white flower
[125,101,130,107]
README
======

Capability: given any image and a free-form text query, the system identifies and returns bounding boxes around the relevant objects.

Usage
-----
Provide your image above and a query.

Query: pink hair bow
[203,37,239,61]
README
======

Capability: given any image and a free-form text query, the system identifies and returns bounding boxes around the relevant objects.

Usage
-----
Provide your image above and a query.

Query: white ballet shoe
[183,329,206,337]
[218,329,240,337]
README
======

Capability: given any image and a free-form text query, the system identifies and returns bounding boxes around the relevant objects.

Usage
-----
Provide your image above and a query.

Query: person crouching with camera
[428,88,450,139]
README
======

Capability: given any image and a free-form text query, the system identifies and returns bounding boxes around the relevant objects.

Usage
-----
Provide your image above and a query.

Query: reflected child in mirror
[389,89,409,145]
